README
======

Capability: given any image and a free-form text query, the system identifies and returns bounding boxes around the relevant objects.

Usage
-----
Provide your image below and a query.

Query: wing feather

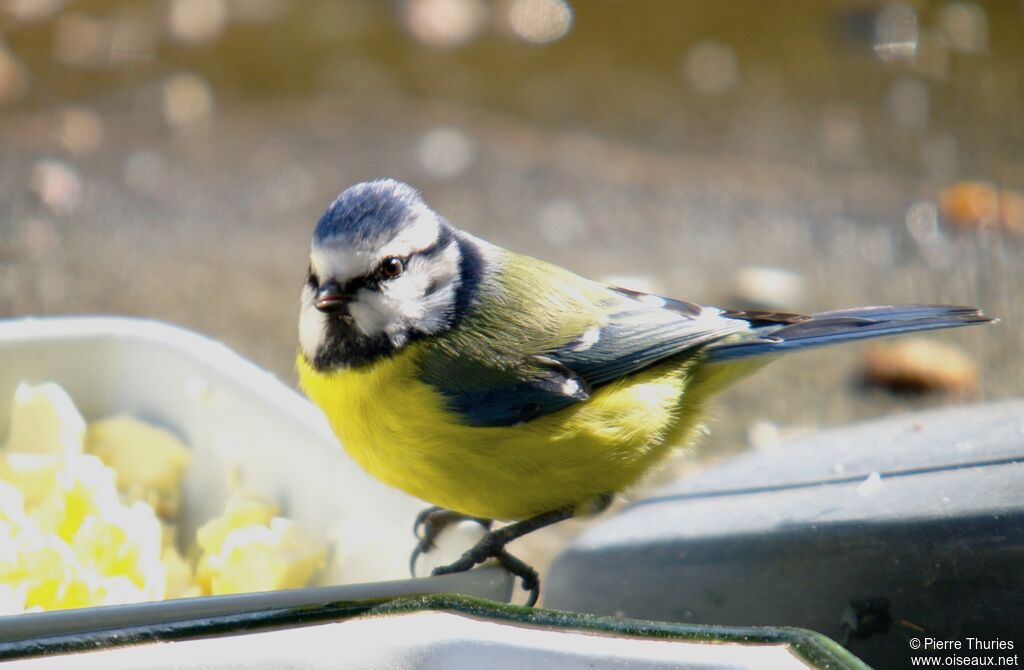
[419,261,749,427]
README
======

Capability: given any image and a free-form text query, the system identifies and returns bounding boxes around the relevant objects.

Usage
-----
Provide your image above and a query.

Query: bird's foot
[409,506,492,577]
[429,535,542,607]
[427,506,578,607]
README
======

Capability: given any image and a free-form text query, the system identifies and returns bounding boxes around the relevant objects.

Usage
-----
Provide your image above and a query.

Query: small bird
[297,179,993,605]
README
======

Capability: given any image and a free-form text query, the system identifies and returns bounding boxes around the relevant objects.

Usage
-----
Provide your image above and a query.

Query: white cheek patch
[416,244,461,331]
[298,284,326,361]
[348,242,461,346]
[349,265,434,340]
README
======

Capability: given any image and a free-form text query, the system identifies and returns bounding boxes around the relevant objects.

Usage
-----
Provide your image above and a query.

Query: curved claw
[413,506,444,540]
[497,550,541,607]
[409,507,493,577]
[409,531,443,578]
[408,543,425,577]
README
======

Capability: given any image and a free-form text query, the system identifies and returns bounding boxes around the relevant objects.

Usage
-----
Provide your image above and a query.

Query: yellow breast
[297,346,708,520]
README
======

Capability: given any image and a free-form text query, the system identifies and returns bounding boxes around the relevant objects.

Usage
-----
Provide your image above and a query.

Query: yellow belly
[297,346,723,520]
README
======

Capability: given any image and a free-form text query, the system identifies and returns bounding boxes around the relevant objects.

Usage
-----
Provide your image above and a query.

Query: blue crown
[314,179,422,246]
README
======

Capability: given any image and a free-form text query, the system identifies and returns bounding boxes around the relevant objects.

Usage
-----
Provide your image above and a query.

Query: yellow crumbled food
[0,454,166,611]
[195,503,326,596]
[0,382,328,613]
[87,416,191,518]
[70,502,166,600]
[87,416,190,496]
[30,454,121,543]
[195,496,278,556]
[0,453,64,507]
[0,480,102,611]
[6,383,85,456]
[1,524,96,612]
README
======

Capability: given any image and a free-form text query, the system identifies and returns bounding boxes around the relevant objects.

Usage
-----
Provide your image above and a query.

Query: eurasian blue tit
[297,179,992,604]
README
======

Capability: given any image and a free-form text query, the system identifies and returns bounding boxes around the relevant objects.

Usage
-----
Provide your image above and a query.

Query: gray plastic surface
[546,400,1024,668]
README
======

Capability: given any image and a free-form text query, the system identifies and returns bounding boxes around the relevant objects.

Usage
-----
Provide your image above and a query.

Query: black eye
[307,267,319,288]
[379,256,404,279]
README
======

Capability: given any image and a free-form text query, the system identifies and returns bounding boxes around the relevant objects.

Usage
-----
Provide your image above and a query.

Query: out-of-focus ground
[1,1,1022,594]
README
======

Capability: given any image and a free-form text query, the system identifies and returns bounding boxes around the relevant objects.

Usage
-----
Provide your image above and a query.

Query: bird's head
[299,179,476,371]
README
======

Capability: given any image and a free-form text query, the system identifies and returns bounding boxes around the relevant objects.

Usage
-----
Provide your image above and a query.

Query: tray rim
[0,591,870,669]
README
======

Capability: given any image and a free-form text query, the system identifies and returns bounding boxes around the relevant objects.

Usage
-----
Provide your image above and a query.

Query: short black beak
[314,281,351,313]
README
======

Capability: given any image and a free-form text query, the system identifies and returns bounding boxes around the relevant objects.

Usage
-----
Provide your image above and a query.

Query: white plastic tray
[0,317,511,603]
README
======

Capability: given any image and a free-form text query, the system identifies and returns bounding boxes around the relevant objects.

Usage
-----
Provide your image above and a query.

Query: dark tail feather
[706,304,994,362]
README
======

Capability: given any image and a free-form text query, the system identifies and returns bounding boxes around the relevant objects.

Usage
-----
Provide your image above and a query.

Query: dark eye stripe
[318,229,456,295]
[369,233,452,281]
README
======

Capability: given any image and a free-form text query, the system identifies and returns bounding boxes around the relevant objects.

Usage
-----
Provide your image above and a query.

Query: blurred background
[0,0,1021,565]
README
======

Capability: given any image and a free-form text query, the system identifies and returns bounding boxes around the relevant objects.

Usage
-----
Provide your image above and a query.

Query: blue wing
[554,288,751,386]
[422,353,591,427]
[419,286,751,427]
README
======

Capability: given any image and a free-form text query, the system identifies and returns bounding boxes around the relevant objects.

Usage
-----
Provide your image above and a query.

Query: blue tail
[706,304,994,362]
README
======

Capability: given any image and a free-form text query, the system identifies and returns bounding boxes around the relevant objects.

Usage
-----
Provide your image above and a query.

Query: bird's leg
[430,506,577,604]
[419,495,613,605]
[409,506,493,577]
